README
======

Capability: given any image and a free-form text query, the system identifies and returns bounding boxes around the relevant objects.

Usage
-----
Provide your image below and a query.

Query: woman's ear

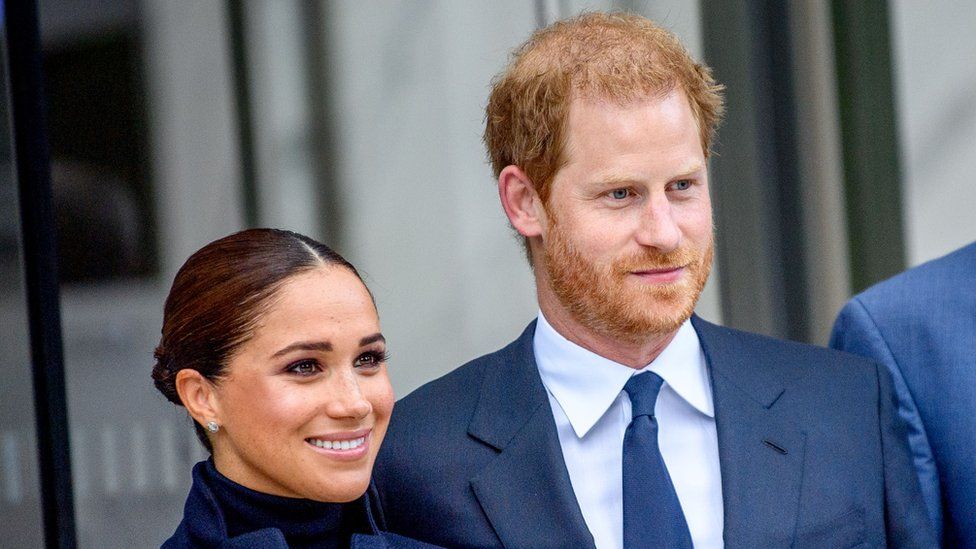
[175,369,220,428]
[498,165,548,238]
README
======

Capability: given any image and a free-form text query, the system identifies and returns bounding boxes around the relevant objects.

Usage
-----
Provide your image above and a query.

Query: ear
[498,165,547,238]
[175,369,221,428]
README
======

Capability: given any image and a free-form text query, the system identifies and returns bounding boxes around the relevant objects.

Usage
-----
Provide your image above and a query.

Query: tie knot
[624,372,665,418]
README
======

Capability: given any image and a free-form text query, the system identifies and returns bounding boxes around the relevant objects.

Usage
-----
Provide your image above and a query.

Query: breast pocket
[793,505,866,549]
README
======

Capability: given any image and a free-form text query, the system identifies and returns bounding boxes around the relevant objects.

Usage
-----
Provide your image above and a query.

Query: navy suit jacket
[375,316,935,548]
[831,241,976,547]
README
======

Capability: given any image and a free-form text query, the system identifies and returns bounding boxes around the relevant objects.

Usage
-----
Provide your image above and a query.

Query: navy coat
[163,460,436,548]
[374,316,936,548]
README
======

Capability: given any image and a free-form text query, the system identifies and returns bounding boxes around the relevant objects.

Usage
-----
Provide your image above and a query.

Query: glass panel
[42,6,157,283]
[0,3,47,546]
[38,0,210,545]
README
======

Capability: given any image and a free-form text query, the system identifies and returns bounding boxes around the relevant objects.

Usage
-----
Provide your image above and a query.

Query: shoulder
[392,353,490,420]
[694,315,877,377]
[387,347,493,439]
[391,322,535,424]
[851,240,976,312]
[693,316,885,414]
[161,461,221,548]
[831,240,976,350]
[695,318,894,443]
[162,461,292,549]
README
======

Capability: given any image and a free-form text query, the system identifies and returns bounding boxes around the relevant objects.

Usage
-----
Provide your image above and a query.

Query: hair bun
[151,346,183,406]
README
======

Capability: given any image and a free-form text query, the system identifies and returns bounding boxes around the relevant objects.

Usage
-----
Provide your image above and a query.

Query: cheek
[365,375,395,424]
[677,202,713,240]
[222,380,311,428]
[561,216,621,251]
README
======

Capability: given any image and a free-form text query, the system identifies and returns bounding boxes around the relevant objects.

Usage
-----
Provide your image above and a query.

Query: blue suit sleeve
[830,298,943,543]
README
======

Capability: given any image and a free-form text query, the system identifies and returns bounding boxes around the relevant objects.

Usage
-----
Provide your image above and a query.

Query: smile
[306,435,367,451]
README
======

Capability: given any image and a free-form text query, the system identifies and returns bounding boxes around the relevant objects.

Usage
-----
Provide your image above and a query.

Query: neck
[537,288,681,369]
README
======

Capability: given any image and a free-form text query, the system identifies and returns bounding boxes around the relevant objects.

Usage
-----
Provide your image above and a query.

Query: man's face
[539,90,713,343]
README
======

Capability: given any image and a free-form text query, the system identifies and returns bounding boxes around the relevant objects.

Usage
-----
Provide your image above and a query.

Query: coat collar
[163,460,385,548]
[692,315,806,546]
[466,321,596,549]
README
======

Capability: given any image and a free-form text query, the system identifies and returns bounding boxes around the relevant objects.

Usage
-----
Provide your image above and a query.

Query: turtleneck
[201,459,360,548]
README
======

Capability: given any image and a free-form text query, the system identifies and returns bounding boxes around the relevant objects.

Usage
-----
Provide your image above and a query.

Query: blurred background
[2,0,974,546]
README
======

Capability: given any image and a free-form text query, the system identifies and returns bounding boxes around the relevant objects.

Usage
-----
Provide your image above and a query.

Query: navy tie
[622,372,693,548]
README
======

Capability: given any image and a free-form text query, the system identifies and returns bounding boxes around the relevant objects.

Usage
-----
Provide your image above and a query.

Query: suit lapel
[693,316,806,547]
[467,322,595,549]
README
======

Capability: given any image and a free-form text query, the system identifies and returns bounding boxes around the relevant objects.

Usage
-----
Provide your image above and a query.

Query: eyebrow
[271,341,333,359]
[270,333,386,359]
[590,164,705,188]
[359,333,386,346]
[675,163,705,178]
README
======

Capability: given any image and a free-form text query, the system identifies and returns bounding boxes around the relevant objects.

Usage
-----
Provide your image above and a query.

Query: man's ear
[175,369,221,428]
[498,165,547,238]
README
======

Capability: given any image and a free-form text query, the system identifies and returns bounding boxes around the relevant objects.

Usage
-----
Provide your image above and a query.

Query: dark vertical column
[4,1,77,548]
[301,1,343,244]
[760,0,808,340]
[831,0,905,292]
[226,0,259,227]
[701,0,810,341]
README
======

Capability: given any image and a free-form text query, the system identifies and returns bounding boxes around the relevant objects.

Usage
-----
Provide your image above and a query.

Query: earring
[206,421,219,433]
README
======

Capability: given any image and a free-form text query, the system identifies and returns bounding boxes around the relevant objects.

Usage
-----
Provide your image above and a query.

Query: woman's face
[210,265,394,502]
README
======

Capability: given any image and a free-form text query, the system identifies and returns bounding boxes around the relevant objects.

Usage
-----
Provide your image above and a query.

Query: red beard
[542,218,713,344]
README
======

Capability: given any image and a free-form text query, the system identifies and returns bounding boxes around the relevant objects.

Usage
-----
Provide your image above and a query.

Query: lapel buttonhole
[763,439,788,455]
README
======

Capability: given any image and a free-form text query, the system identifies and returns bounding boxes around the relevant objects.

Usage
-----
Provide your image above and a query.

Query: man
[831,241,976,547]
[374,13,934,548]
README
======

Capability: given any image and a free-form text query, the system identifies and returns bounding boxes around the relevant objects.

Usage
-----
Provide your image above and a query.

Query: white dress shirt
[534,312,724,549]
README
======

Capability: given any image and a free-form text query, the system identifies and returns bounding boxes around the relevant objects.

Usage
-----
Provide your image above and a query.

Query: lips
[629,265,686,284]
[632,266,684,275]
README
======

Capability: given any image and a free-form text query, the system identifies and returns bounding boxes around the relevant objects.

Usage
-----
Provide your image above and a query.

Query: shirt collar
[534,312,714,438]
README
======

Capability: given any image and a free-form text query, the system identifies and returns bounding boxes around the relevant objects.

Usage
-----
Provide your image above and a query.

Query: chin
[305,474,371,503]
[607,297,697,341]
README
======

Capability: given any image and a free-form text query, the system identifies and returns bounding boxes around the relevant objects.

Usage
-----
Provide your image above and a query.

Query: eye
[609,188,630,200]
[286,359,320,377]
[670,179,692,191]
[354,350,389,370]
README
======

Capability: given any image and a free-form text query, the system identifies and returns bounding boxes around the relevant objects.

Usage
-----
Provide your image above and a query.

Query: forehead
[566,89,695,137]
[559,90,704,176]
[256,267,377,337]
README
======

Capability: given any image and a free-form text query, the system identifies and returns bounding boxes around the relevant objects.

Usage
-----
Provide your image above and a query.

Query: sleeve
[831,298,942,546]
[875,357,939,547]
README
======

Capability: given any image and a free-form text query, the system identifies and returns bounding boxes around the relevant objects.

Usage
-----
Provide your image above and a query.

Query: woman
[153,228,429,548]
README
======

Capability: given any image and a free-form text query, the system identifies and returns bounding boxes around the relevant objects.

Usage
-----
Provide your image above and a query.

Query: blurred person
[373,12,935,548]
[153,228,433,548]
[831,241,976,547]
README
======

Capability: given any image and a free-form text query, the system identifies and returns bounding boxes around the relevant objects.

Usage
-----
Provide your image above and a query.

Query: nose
[325,370,372,420]
[633,191,681,252]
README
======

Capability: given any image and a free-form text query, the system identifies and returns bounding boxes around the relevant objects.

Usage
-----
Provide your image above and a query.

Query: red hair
[484,12,725,205]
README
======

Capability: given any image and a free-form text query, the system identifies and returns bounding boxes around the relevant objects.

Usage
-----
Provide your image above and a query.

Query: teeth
[307,436,366,451]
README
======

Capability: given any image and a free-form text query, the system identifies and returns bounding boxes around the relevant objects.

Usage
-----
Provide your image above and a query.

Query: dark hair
[152,228,366,452]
